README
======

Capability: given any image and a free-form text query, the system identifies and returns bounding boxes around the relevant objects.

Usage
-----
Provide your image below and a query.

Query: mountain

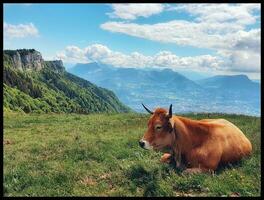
[197,75,259,90]
[68,63,204,91]
[68,63,206,113]
[173,69,211,81]
[196,75,260,101]
[68,62,260,116]
[3,49,131,114]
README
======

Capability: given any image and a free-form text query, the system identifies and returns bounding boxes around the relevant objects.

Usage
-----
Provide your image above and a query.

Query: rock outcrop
[4,49,44,71]
[3,49,65,72]
[45,60,65,73]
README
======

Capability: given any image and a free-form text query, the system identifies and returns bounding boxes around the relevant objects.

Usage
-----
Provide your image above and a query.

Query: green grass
[3,111,261,197]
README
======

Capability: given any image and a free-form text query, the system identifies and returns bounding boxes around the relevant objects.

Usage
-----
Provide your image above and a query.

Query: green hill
[3,49,131,114]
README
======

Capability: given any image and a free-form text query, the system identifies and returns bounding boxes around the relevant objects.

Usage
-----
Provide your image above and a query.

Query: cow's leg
[175,151,182,168]
[160,153,172,163]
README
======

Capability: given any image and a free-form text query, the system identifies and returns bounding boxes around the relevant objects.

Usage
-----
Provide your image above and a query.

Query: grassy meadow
[3,111,261,197]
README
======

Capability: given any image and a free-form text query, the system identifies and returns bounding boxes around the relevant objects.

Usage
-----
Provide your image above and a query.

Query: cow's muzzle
[139,140,145,148]
[139,139,152,150]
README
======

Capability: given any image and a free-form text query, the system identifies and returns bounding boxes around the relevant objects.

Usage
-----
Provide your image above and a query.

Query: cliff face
[3,49,64,72]
[4,49,45,71]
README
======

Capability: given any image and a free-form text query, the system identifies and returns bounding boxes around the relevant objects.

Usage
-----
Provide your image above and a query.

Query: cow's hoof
[160,153,172,163]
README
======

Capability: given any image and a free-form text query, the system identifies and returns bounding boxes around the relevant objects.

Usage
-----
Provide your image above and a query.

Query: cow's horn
[142,103,153,114]
[168,104,172,118]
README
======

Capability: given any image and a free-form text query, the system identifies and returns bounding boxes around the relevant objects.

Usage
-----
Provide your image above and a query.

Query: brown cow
[139,104,252,174]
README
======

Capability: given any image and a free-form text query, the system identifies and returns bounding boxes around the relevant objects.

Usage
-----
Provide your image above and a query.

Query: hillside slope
[3,49,131,114]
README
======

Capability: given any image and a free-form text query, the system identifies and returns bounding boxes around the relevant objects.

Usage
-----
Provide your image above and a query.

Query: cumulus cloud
[101,22,260,52]
[56,44,226,74]
[216,29,260,73]
[56,46,89,63]
[101,20,233,50]
[84,44,112,60]
[152,51,224,72]
[107,4,165,20]
[101,3,260,75]
[4,22,39,38]
[171,4,260,25]
[230,29,260,53]
[227,51,260,73]
[57,42,260,77]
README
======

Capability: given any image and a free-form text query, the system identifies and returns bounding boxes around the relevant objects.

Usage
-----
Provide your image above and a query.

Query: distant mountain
[174,69,211,81]
[196,75,260,101]
[3,49,131,114]
[69,63,203,90]
[68,62,260,116]
[68,63,207,112]
[197,75,259,90]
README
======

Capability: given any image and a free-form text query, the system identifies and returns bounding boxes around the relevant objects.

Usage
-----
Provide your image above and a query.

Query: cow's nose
[139,140,145,148]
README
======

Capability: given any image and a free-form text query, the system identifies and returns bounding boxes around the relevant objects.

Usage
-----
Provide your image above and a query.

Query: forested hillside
[3,49,131,114]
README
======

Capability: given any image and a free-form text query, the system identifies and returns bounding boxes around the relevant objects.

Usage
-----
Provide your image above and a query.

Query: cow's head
[139,104,174,151]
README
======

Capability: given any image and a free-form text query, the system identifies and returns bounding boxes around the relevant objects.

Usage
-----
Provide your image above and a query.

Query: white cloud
[56,46,89,63]
[101,22,260,52]
[152,51,224,72]
[57,43,260,78]
[84,44,112,60]
[228,51,260,73]
[171,4,260,25]
[4,22,39,38]
[101,4,260,75]
[216,29,260,73]
[230,29,260,53]
[57,44,225,73]
[101,20,233,50]
[187,3,261,53]
[54,4,260,78]
[107,4,165,20]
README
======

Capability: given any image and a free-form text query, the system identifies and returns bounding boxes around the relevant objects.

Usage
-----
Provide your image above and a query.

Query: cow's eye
[155,125,162,131]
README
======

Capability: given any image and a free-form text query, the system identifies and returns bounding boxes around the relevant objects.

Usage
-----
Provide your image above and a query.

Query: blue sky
[4,3,261,79]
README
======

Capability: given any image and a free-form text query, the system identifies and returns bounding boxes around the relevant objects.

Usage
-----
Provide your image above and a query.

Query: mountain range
[68,62,260,116]
[3,49,131,114]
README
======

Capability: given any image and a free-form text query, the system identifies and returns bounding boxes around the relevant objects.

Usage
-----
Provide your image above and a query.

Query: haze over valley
[68,62,260,116]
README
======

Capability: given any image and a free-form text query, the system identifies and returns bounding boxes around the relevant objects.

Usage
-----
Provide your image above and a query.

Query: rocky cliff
[4,49,45,71]
[4,49,66,73]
